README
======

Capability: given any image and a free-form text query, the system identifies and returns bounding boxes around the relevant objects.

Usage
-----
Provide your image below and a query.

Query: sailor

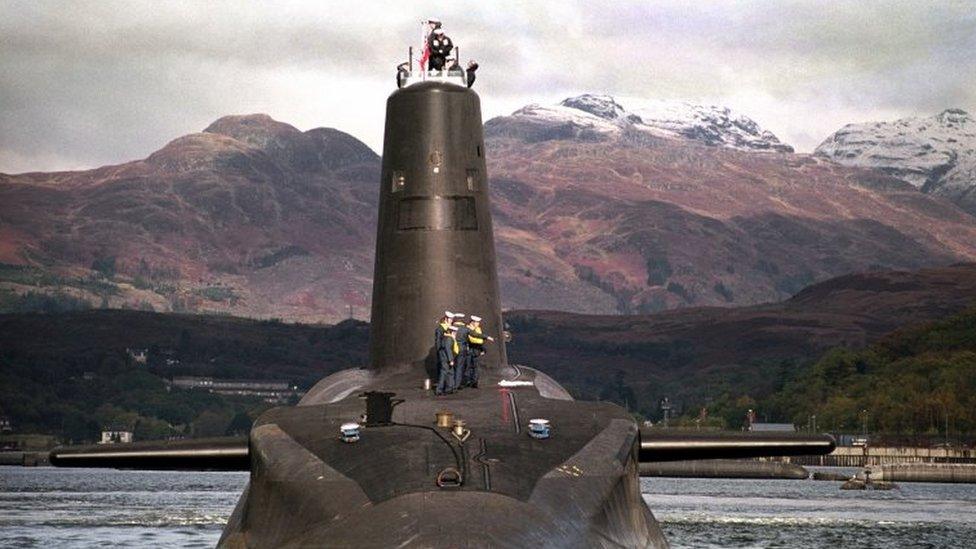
[435,311,453,349]
[396,61,410,88]
[435,311,453,356]
[427,28,453,71]
[436,324,459,396]
[434,311,457,395]
[466,60,479,88]
[451,313,468,389]
[462,315,494,388]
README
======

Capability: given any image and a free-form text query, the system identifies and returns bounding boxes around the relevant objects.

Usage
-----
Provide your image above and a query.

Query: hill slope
[505,263,976,416]
[486,96,976,313]
[0,115,380,322]
[762,307,976,435]
[2,264,974,437]
[3,104,976,321]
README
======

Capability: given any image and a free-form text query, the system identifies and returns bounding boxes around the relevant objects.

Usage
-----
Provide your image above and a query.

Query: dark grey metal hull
[218,365,665,548]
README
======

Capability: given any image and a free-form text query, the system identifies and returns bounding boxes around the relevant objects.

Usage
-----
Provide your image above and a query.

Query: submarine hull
[218,82,665,547]
[218,365,666,548]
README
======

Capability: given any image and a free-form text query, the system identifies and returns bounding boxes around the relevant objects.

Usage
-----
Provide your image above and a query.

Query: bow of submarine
[218,365,663,548]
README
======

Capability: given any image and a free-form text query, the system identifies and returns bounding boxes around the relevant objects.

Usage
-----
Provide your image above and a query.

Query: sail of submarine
[49,24,836,549]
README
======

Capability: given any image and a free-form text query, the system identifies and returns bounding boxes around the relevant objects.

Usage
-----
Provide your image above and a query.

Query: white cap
[444,311,454,318]
[470,315,482,322]
[453,313,465,318]
[433,28,445,34]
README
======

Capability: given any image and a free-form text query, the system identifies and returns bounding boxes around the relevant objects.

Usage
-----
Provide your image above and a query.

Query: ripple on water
[2,467,976,548]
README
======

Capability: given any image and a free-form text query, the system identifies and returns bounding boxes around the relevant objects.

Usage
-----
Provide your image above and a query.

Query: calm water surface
[2,466,975,547]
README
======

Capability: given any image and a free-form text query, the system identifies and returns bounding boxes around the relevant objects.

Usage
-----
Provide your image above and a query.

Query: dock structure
[868,463,976,483]
[789,446,976,467]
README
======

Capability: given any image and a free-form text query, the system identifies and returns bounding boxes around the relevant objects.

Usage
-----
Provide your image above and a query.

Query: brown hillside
[2,113,976,322]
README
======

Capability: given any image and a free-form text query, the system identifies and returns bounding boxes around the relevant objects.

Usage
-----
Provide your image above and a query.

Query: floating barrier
[639,459,808,479]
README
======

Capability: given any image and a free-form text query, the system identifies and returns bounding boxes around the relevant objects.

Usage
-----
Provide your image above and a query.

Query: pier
[868,463,976,483]
[789,446,976,467]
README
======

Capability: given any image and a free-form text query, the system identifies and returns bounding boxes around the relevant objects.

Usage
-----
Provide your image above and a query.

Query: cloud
[1,0,973,172]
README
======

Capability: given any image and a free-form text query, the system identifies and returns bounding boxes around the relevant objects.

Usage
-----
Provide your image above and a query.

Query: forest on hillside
[685,309,976,437]
[1,307,974,443]
[763,308,976,435]
[0,310,368,443]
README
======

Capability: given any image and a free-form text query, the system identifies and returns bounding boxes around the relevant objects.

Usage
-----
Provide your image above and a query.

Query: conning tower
[368,81,506,372]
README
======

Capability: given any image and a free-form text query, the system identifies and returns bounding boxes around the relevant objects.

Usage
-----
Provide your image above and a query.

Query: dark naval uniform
[427,32,453,71]
[463,325,486,387]
[435,321,456,395]
[454,324,474,389]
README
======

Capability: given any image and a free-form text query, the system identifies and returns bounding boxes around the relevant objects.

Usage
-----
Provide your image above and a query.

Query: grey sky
[1,0,973,173]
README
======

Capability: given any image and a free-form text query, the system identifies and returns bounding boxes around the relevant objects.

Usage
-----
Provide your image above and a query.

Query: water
[644,468,976,548]
[0,467,244,547]
[1,466,975,547]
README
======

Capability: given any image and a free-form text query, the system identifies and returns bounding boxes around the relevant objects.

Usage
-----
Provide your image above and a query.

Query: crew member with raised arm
[462,315,494,388]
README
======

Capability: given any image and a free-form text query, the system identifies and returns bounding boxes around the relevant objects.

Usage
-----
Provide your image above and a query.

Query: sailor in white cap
[454,314,495,389]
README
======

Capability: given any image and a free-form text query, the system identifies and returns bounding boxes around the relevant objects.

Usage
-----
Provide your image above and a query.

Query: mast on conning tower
[372,23,502,373]
[396,19,478,89]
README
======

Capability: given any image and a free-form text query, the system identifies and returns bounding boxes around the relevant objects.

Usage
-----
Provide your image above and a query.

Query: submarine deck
[254,364,639,504]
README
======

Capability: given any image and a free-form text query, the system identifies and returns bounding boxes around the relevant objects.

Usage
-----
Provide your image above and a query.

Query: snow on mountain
[628,100,794,153]
[485,94,793,153]
[815,109,976,215]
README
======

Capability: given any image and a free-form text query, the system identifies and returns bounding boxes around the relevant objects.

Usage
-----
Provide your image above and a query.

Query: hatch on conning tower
[396,19,478,89]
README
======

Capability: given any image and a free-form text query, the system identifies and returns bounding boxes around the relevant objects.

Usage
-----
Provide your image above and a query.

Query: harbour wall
[868,463,976,483]
[787,446,976,467]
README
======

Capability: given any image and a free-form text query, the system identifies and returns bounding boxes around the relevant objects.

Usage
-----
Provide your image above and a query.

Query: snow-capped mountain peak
[486,94,793,153]
[937,108,971,126]
[626,100,792,152]
[558,94,637,122]
[815,109,976,215]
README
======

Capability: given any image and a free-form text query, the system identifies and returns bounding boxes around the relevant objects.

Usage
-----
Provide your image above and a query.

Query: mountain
[4,103,976,321]
[815,109,976,215]
[485,97,976,314]
[486,94,794,152]
[0,114,380,323]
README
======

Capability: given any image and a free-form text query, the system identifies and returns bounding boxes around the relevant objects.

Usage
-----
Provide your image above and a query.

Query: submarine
[51,23,835,548]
